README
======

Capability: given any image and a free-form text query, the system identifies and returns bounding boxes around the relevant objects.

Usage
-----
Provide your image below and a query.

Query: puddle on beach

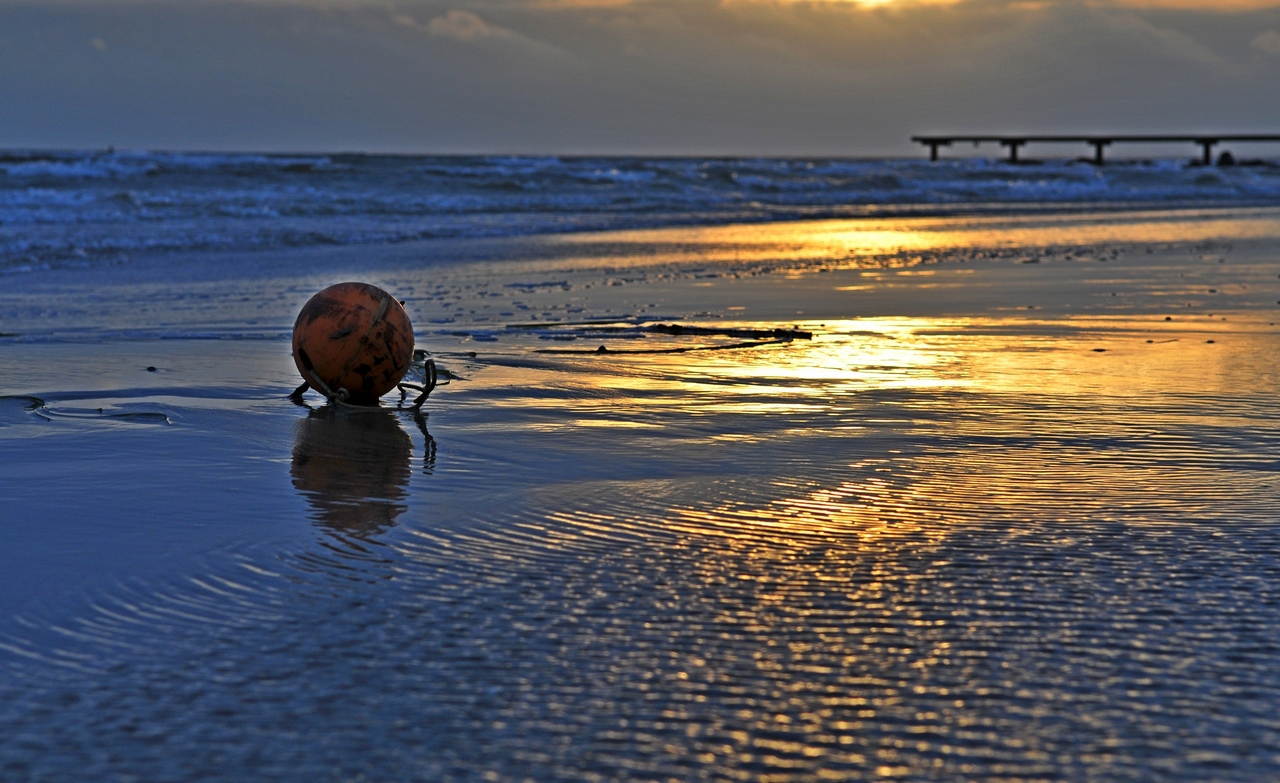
[4,212,1280,780]
[4,313,1280,781]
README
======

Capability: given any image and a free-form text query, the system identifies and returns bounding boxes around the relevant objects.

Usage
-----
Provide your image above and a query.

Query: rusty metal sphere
[291,282,415,405]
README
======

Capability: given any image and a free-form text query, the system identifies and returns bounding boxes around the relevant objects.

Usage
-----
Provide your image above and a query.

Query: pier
[911,134,1280,164]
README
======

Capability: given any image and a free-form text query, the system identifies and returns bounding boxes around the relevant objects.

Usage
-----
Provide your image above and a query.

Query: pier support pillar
[919,139,952,161]
[1001,140,1026,163]
[1090,140,1111,165]
[1198,139,1217,166]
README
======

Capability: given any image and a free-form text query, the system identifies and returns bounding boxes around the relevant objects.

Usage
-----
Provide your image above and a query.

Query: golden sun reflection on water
[537,207,1280,271]
[463,312,1280,543]
[481,313,1270,414]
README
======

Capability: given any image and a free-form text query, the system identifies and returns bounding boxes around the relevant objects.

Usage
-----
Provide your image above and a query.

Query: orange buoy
[291,282,415,406]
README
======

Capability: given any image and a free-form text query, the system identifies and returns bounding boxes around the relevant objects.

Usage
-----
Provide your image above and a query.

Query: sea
[5,151,1280,782]
[6,151,1280,275]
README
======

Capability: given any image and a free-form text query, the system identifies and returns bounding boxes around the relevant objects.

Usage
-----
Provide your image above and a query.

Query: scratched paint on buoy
[291,282,414,405]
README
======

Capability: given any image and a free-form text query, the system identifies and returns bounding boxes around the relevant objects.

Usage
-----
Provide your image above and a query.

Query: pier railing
[911,135,1280,164]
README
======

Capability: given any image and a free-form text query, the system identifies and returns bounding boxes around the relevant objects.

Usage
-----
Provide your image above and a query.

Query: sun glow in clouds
[761,0,962,5]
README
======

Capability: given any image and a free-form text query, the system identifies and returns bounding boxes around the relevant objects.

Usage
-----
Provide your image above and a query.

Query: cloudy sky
[1,0,1279,154]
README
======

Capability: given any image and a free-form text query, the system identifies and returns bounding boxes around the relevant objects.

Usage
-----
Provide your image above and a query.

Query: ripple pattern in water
[3,326,1280,781]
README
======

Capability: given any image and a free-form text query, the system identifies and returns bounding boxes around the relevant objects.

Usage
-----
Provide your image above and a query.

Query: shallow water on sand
[4,211,1280,781]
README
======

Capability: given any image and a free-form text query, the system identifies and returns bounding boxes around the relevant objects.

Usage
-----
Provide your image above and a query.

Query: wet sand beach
[4,207,1280,780]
